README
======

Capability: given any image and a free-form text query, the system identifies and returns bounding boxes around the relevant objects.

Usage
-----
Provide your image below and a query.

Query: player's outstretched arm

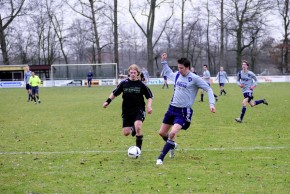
[103,94,115,108]
[147,98,153,114]
[210,105,216,113]
[161,53,167,61]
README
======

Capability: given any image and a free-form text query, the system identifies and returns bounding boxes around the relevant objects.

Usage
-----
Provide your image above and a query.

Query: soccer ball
[127,146,141,159]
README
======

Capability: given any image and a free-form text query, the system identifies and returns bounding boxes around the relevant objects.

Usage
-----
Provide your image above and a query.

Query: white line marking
[0,146,288,155]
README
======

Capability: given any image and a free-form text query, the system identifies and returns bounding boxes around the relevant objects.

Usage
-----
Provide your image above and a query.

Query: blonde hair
[128,64,140,75]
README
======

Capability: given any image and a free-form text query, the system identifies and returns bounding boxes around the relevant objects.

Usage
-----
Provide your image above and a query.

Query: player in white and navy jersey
[215,66,229,96]
[156,53,216,165]
[235,60,268,123]
[200,65,218,102]
[24,66,32,102]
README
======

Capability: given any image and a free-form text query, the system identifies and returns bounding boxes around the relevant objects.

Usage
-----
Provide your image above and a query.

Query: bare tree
[129,0,174,75]
[225,0,273,71]
[277,0,289,73]
[220,0,225,69]
[100,0,120,73]
[114,0,119,74]
[46,0,68,64]
[29,1,58,66]
[179,0,189,57]
[66,0,106,63]
[0,0,26,65]
[205,0,212,69]
[67,18,90,63]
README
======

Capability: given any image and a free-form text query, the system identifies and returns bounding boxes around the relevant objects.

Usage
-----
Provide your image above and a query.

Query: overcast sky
[117,0,283,40]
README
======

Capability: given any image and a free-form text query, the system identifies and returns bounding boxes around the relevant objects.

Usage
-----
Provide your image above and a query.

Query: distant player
[156,53,216,165]
[160,69,169,89]
[24,66,32,102]
[87,69,93,87]
[141,67,149,84]
[215,66,229,96]
[29,72,41,104]
[200,64,218,102]
[102,64,153,150]
[235,60,268,123]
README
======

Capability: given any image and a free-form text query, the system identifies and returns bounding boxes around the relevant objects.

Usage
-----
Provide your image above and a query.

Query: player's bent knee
[169,132,176,140]
[123,128,131,136]
[158,131,166,137]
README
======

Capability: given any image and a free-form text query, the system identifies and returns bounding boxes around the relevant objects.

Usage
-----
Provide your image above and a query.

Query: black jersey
[113,79,153,114]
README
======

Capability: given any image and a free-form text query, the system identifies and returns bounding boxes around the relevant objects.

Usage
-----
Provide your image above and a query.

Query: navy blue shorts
[26,84,31,90]
[219,83,225,87]
[162,105,193,130]
[163,76,167,80]
[31,86,39,95]
[243,92,254,102]
[122,108,145,128]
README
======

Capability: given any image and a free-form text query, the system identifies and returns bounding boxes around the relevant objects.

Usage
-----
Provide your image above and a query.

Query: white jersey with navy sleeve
[202,70,211,84]
[161,61,215,108]
[216,71,228,83]
[24,71,32,84]
[236,70,258,93]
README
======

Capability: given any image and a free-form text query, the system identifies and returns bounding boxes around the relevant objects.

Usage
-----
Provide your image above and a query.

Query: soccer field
[0,83,289,193]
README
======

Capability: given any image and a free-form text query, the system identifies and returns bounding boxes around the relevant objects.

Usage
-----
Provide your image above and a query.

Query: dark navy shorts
[122,108,145,128]
[219,83,225,87]
[163,76,167,80]
[162,105,193,130]
[26,84,31,90]
[243,92,254,102]
[31,86,39,95]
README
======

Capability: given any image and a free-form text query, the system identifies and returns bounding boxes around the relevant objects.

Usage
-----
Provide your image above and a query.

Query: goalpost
[50,63,118,87]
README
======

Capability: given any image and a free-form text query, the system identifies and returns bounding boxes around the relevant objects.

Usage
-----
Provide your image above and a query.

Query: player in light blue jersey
[215,66,229,96]
[156,53,216,165]
[235,60,268,123]
[24,66,32,102]
[200,64,218,102]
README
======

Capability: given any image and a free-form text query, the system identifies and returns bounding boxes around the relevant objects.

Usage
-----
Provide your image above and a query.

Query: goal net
[50,63,117,87]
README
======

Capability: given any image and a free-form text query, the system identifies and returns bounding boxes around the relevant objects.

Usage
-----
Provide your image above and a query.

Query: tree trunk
[0,27,9,65]
[181,0,185,57]
[89,0,101,63]
[147,36,154,76]
[220,0,224,69]
[147,0,156,76]
[114,0,119,75]
[206,0,211,69]
[236,23,243,71]
[283,0,289,73]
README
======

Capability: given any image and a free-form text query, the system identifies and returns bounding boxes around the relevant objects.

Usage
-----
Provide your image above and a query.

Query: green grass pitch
[0,83,289,193]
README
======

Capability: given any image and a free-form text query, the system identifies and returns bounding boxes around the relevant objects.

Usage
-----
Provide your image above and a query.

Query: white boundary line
[0,146,288,155]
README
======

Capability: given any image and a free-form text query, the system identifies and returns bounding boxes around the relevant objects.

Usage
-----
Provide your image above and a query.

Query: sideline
[0,146,288,155]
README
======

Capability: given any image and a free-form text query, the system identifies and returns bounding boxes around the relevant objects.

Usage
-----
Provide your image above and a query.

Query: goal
[50,63,117,86]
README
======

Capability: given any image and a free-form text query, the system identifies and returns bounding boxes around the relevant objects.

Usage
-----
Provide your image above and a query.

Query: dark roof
[29,65,51,70]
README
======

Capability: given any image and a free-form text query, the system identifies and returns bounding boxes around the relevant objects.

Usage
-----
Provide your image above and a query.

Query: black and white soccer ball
[127,146,141,159]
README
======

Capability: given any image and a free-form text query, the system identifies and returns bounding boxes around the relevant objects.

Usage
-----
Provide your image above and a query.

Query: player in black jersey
[103,64,153,150]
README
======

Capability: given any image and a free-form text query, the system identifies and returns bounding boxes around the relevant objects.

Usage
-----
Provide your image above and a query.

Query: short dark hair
[203,64,208,68]
[242,60,249,66]
[177,58,190,68]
